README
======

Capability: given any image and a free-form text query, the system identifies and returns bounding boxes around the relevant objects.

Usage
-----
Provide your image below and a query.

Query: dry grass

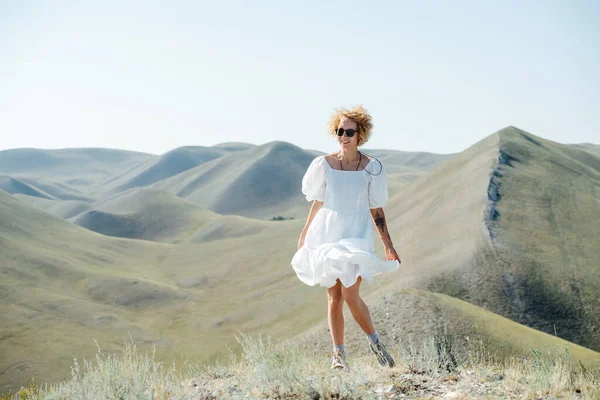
[3,333,598,400]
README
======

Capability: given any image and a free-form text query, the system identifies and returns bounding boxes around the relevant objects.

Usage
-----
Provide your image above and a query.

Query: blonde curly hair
[327,104,373,146]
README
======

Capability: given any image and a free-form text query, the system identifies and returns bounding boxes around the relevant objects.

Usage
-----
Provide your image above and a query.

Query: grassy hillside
[0,190,172,394]
[0,148,154,191]
[152,141,317,218]
[362,148,454,170]
[484,128,600,350]
[102,145,245,195]
[0,175,91,202]
[360,148,455,195]
[571,142,600,158]
[12,176,91,201]
[365,127,500,294]
[0,175,54,199]
[383,126,600,351]
[12,196,93,219]
[73,189,267,243]
[6,293,600,399]
[290,288,600,369]
[4,143,447,223]
[211,142,257,152]
[0,189,312,393]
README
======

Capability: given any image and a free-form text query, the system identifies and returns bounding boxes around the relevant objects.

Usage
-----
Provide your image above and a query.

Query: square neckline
[322,154,374,172]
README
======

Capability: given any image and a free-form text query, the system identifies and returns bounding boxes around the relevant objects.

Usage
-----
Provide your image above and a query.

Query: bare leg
[341,276,375,334]
[327,279,344,345]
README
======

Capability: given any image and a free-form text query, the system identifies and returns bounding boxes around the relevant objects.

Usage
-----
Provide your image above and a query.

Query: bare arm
[297,200,324,249]
[370,207,401,262]
[370,207,393,248]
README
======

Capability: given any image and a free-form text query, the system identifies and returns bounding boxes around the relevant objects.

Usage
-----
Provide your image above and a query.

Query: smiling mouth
[340,140,350,144]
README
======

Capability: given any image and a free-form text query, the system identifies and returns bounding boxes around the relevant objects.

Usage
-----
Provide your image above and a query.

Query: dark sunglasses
[336,128,358,137]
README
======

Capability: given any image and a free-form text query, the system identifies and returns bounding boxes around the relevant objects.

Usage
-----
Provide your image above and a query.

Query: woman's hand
[297,234,306,250]
[385,246,401,264]
[298,201,323,251]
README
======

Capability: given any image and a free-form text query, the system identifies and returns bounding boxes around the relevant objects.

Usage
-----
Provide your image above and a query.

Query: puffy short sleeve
[368,159,388,208]
[302,156,328,202]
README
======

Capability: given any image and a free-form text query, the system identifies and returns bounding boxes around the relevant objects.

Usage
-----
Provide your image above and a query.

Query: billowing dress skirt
[291,155,400,288]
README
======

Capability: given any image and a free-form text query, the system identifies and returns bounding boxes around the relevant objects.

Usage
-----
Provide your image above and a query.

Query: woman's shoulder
[311,154,328,165]
[361,152,375,164]
[322,153,336,168]
[306,155,329,174]
[360,152,376,171]
[362,153,384,176]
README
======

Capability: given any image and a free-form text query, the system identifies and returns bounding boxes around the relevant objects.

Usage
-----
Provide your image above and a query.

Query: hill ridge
[481,126,600,350]
[0,175,55,199]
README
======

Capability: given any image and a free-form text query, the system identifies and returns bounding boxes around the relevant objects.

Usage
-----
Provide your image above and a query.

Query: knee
[343,293,361,307]
[328,292,343,307]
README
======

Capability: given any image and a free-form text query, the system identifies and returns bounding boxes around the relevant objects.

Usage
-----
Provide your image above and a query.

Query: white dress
[291,155,400,288]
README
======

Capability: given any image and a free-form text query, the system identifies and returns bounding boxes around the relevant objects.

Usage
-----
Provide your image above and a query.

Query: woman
[291,105,401,370]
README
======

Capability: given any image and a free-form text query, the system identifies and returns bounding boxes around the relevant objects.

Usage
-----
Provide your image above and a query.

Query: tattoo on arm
[374,210,393,245]
[374,211,386,232]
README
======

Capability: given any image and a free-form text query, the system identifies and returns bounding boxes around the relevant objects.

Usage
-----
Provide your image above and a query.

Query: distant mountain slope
[571,142,600,158]
[362,148,454,170]
[12,195,93,219]
[0,147,153,176]
[0,148,155,197]
[0,174,92,201]
[73,189,267,242]
[4,143,448,219]
[152,141,317,218]
[13,176,91,201]
[0,175,54,199]
[361,148,455,192]
[104,146,245,195]
[0,144,256,209]
[211,142,257,152]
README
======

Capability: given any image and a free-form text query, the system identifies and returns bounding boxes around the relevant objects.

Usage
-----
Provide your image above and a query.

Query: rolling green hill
[571,142,600,158]
[374,126,600,351]
[2,142,447,224]
[0,189,310,393]
[0,148,154,191]
[73,189,267,243]
[361,148,454,170]
[102,145,249,195]
[151,141,318,218]
[359,148,454,194]
[12,195,93,219]
[0,175,91,202]
[0,175,54,199]
[483,128,600,350]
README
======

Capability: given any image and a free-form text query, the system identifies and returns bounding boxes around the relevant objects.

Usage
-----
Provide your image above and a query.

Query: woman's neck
[339,148,360,162]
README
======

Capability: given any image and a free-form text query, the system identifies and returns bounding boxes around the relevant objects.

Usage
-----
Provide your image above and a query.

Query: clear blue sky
[1,1,598,155]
